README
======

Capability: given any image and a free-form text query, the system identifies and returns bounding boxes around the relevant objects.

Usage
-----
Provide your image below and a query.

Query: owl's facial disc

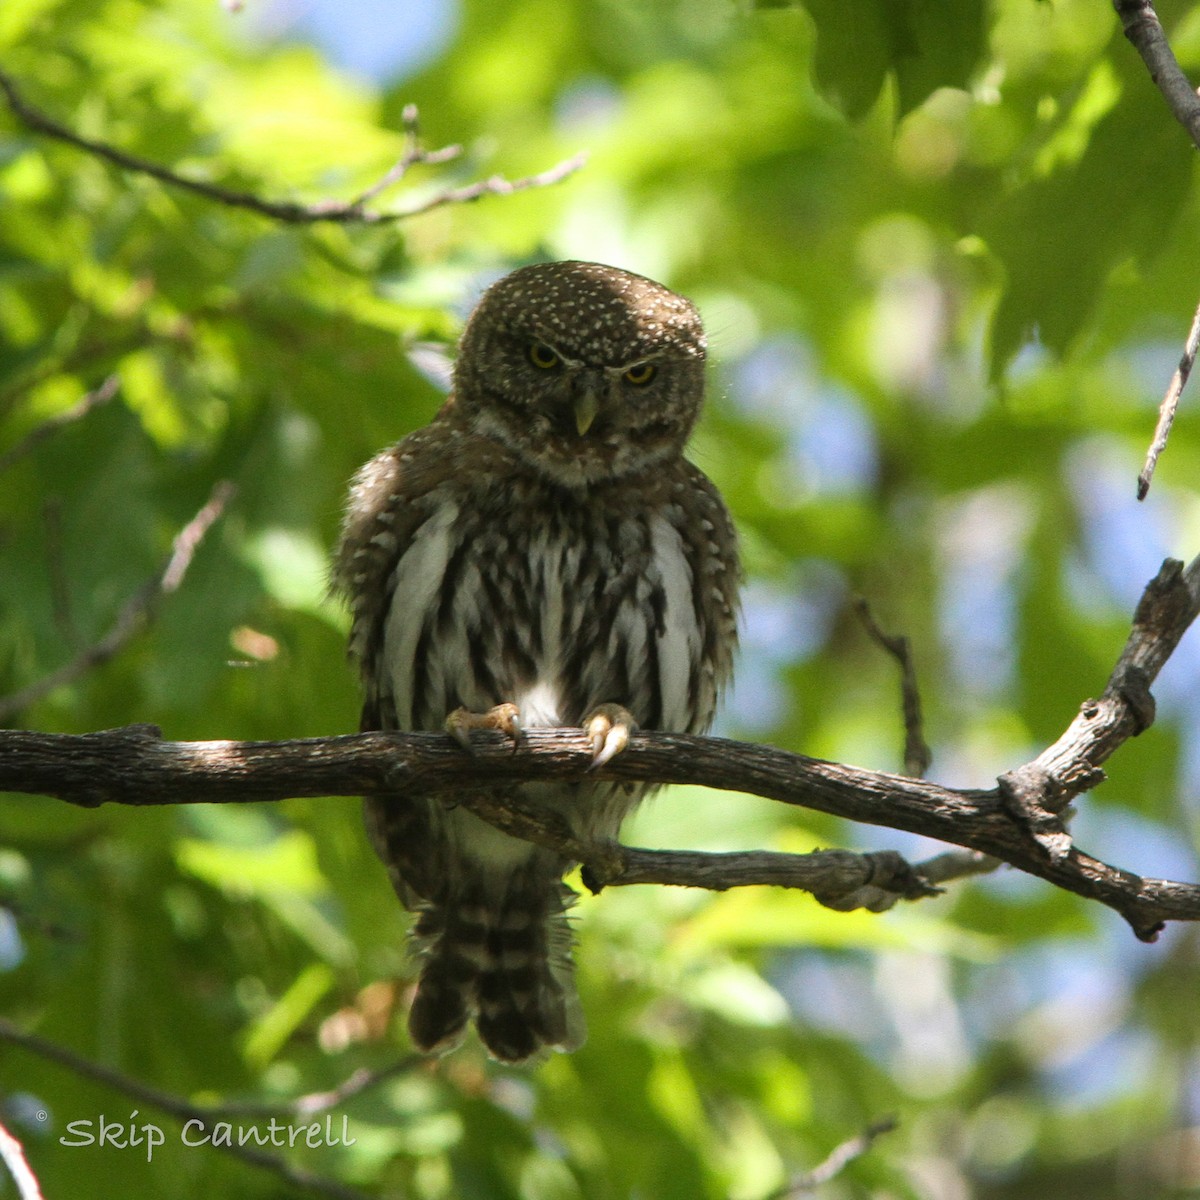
[454,261,708,486]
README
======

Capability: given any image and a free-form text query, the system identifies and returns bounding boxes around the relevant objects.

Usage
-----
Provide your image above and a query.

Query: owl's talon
[584,704,637,770]
[445,703,522,754]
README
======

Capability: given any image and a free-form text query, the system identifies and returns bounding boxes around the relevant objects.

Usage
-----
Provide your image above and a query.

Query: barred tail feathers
[408,877,585,1063]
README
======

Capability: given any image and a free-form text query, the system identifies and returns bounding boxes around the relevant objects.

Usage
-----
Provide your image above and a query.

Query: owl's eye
[623,362,657,386]
[527,342,561,370]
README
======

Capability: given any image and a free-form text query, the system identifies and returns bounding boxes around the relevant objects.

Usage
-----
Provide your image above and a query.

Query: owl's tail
[407,875,586,1063]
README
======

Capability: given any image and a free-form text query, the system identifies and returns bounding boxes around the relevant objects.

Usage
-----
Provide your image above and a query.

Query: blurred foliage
[3,0,1200,1197]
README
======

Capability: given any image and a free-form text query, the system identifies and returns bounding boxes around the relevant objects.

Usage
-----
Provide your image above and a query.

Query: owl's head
[452,261,707,487]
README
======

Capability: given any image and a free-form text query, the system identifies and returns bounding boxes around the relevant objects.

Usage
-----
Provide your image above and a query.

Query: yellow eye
[623,362,657,386]
[527,342,561,370]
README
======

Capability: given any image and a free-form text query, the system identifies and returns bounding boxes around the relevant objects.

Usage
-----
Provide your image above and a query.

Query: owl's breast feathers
[332,408,739,740]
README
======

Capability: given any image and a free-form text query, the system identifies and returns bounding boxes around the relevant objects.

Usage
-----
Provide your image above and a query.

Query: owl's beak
[573,388,600,436]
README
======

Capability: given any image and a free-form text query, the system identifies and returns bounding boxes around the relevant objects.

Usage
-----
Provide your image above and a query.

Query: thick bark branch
[0,720,1189,937]
[3,555,1199,939]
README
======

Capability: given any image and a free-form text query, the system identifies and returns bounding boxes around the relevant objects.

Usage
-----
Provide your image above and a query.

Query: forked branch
[3,555,1200,939]
[0,69,584,225]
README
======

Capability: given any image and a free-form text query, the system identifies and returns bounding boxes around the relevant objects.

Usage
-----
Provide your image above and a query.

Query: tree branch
[1137,290,1200,499]
[208,1056,420,1119]
[0,374,120,475]
[3,554,1199,939]
[0,1018,373,1200]
[0,480,235,722]
[1114,1,1200,497]
[768,1116,897,1198]
[1114,1,1200,148]
[0,68,584,225]
[854,597,932,778]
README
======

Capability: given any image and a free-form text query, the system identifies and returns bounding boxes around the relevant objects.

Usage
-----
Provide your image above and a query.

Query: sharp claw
[587,714,630,770]
[445,707,478,755]
[586,714,607,760]
[505,707,522,752]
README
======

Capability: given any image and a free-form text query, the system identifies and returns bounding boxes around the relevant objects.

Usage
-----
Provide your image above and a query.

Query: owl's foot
[583,703,638,769]
[445,703,522,753]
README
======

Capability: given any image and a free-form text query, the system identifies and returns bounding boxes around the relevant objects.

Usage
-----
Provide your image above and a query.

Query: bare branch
[1113,1,1200,496]
[0,375,120,475]
[344,102,462,210]
[1137,291,1200,500]
[0,1120,44,1200]
[0,1018,372,1200]
[0,69,585,225]
[613,847,939,909]
[769,1116,898,1198]
[1114,1,1200,149]
[2,554,1199,938]
[916,848,1000,887]
[6,719,1192,935]
[209,1057,421,1119]
[996,552,1198,862]
[0,480,235,722]
[383,153,588,221]
[854,597,932,777]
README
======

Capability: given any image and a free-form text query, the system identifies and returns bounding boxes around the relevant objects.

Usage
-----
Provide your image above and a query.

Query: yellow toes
[445,703,522,752]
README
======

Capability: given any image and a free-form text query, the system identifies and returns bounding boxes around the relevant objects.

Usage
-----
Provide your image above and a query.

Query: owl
[333,261,739,1063]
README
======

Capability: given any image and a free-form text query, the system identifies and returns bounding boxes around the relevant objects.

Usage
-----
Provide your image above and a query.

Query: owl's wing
[332,420,466,908]
[675,458,741,731]
[331,418,457,733]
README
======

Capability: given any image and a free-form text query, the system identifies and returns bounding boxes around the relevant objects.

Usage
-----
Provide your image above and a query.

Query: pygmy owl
[333,260,739,1062]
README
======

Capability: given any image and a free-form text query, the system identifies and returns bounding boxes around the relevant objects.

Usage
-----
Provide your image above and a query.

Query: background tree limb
[0,67,584,225]
[0,1019,372,1200]
[0,480,235,722]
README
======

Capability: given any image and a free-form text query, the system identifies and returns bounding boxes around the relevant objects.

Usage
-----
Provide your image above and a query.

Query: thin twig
[0,1018,228,1130]
[0,68,585,225]
[344,103,462,210]
[768,1117,898,1197]
[378,153,588,221]
[0,306,208,426]
[0,480,235,722]
[0,1019,372,1200]
[1137,293,1200,499]
[210,1057,420,1119]
[0,1120,45,1200]
[854,598,932,777]
[1114,1,1200,496]
[0,375,120,475]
